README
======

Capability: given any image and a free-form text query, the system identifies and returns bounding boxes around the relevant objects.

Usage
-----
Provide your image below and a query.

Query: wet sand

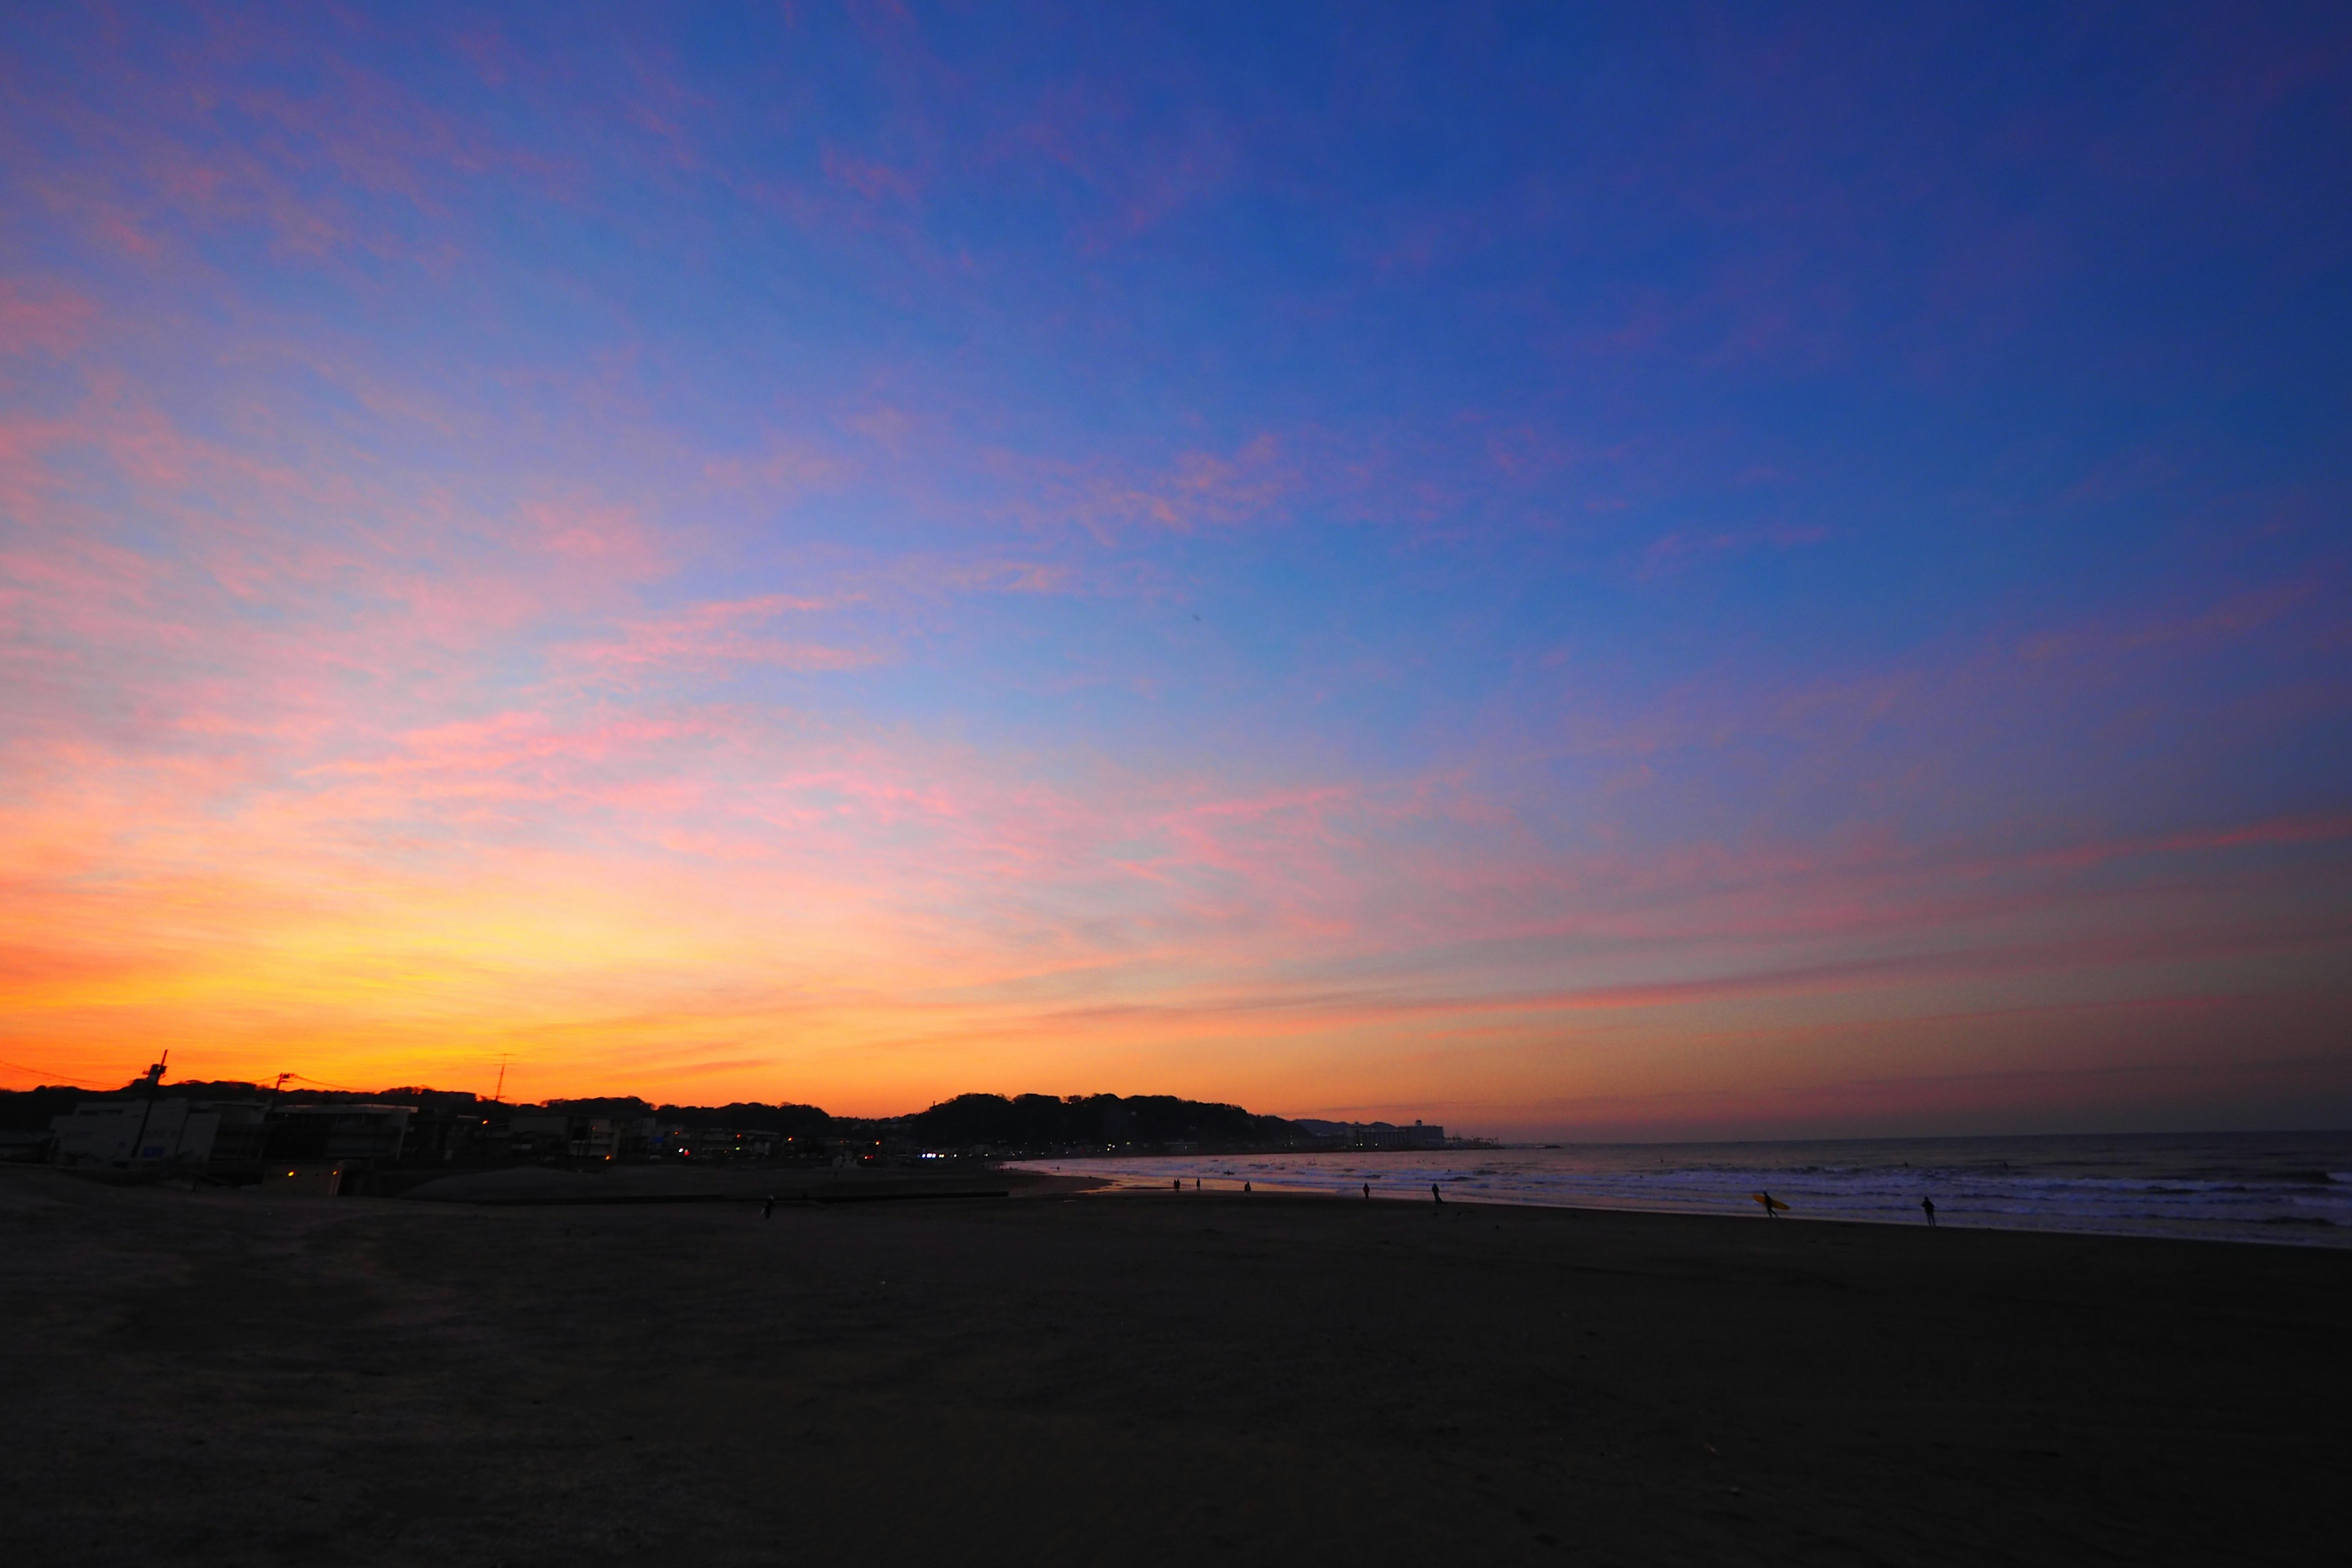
[4,1166,2345,1566]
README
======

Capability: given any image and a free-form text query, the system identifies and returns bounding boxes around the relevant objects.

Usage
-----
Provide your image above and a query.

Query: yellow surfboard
[1751,1193,1790,1212]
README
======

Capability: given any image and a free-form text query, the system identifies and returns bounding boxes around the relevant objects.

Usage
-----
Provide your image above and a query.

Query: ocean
[1011,1129,2352,1248]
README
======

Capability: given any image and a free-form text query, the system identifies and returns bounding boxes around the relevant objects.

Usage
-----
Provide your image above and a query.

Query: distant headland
[0,1082,1487,1193]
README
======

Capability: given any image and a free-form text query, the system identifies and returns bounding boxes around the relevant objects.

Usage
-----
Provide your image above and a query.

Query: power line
[285,1071,373,1094]
[0,1055,122,1089]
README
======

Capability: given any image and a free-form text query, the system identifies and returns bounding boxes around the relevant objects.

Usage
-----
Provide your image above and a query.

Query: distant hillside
[903,1091,1296,1149]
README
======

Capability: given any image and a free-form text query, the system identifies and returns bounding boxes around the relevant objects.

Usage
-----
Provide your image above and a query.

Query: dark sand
[4,1167,2345,1566]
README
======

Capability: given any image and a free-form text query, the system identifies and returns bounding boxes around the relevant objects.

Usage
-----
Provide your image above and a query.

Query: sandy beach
[4,1166,2345,1566]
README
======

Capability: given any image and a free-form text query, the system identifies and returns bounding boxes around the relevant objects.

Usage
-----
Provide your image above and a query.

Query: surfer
[1756,1190,1780,1218]
[1431,1183,1444,1207]
[1921,1197,1937,1227]
[1363,1183,1371,1200]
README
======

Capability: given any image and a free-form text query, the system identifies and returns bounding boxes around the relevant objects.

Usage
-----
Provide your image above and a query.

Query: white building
[51,1099,223,1167]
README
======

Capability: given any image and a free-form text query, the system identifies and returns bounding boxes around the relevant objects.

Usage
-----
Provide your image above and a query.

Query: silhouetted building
[1294,1118,1446,1150]
[657,1125,781,1161]
[506,1112,660,1160]
[262,1104,412,1168]
[51,1099,255,1167]
[399,1106,497,1163]
[1,1126,58,1163]
[202,1102,270,1163]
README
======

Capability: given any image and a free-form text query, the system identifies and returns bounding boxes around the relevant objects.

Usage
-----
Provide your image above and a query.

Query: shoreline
[1055,1172,2349,1250]
[1011,1129,2352,1250]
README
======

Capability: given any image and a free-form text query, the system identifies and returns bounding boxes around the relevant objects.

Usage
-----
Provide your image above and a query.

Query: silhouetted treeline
[0,1084,1297,1149]
[0,1086,88,1130]
[535,1098,833,1135]
[649,1101,834,1137]
[903,1092,1296,1148]
[541,1096,656,1117]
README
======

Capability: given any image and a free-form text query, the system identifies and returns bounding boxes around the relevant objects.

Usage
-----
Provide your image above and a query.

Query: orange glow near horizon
[8,747,2345,1136]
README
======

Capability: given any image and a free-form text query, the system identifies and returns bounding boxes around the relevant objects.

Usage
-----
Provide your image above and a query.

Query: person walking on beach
[1174,1178,1182,1192]
[1363,1183,1371,1200]
[1431,1183,1444,1207]
[1921,1196,1937,1227]
[762,1194,774,1220]
[1759,1189,1778,1218]
[1243,1181,1252,1193]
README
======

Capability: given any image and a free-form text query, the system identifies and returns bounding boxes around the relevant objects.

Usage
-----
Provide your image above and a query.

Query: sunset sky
[2,3,2347,1137]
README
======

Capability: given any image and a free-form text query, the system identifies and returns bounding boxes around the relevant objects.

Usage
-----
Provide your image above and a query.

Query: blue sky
[1,2,2346,1133]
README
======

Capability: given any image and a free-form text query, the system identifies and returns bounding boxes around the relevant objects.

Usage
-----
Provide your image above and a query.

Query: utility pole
[258,1071,291,1166]
[121,1050,167,1169]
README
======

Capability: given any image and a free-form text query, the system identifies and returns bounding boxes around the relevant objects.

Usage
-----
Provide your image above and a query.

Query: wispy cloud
[1,3,2345,1131]
[564,594,878,675]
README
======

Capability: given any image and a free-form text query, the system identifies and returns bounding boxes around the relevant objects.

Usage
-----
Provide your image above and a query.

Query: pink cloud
[2019,578,2328,662]
[822,145,924,204]
[517,497,670,576]
[700,439,851,494]
[0,280,98,356]
[563,594,875,676]
[1637,522,1829,578]
[999,434,1296,541]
